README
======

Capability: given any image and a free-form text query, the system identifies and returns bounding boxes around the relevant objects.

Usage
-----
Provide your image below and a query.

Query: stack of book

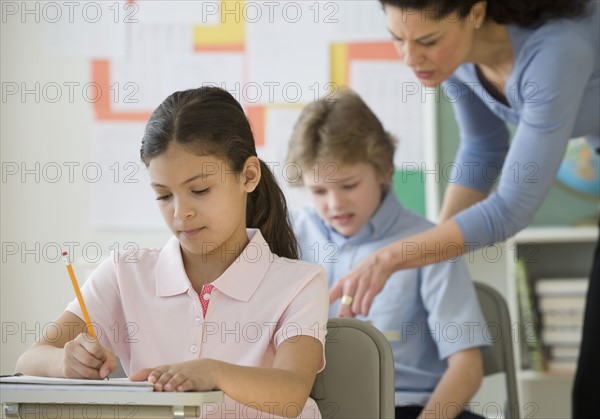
[514,259,545,371]
[535,278,588,373]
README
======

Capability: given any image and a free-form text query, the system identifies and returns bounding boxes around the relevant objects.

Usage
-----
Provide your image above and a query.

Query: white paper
[110,22,244,112]
[44,1,128,58]
[244,1,392,106]
[90,122,165,230]
[0,375,153,392]
[257,106,309,210]
[333,1,390,41]
[245,1,335,105]
[350,60,426,166]
[135,0,220,24]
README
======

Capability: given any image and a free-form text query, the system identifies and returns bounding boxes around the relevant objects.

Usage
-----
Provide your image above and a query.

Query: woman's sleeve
[452,32,596,248]
[445,74,511,194]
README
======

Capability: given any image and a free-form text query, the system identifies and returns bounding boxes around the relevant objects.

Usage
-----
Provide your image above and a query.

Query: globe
[556,137,600,198]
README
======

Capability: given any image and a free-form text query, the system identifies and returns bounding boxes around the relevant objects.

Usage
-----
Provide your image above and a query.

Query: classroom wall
[2,0,595,377]
[0,13,168,374]
[1,0,417,374]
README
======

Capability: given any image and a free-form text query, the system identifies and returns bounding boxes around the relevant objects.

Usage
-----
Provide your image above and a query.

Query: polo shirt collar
[369,189,403,237]
[212,229,272,302]
[155,236,190,297]
[155,229,273,302]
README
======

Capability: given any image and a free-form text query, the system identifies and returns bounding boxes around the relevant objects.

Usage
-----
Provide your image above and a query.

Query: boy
[287,88,489,419]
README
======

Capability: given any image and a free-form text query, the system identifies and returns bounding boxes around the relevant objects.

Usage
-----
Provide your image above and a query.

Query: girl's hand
[130,359,218,392]
[63,333,118,379]
[329,248,394,317]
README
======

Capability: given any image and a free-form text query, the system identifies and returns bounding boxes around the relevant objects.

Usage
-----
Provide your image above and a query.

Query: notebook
[0,375,154,392]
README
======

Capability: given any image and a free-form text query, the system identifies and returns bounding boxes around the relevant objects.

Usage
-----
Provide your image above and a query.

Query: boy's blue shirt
[291,190,490,406]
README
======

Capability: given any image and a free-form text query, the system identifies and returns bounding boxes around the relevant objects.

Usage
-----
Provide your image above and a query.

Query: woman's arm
[15,311,118,379]
[438,184,487,223]
[418,348,484,419]
[332,34,596,317]
[331,218,466,316]
[453,30,596,247]
[130,335,322,418]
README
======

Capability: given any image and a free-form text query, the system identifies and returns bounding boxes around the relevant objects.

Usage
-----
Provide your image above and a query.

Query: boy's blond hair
[287,88,397,185]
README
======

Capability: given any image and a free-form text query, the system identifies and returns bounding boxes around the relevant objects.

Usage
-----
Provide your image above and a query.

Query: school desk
[1,388,224,418]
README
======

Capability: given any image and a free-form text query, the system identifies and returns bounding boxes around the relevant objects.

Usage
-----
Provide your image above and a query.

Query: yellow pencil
[62,251,96,338]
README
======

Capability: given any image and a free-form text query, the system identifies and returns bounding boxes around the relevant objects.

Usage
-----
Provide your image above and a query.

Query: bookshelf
[505,226,598,419]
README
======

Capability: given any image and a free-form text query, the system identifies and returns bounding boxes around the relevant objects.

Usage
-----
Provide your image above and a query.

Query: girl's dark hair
[379,0,590,27]
[140,86,298,259]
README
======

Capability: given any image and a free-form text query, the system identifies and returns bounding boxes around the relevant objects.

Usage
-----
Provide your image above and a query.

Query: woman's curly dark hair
[379,0,590,27]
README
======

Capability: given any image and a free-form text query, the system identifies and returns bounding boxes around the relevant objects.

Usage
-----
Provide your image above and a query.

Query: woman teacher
[330,1,599,416]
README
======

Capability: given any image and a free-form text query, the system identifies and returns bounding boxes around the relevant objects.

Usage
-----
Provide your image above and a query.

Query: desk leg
[173,405,185,418]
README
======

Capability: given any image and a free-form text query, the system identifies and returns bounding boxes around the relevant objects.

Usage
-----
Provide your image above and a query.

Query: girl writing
[16,86,329,419]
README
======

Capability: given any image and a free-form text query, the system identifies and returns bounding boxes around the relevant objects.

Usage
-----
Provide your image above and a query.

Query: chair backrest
[310,318,395,419]
[474,282,520,419]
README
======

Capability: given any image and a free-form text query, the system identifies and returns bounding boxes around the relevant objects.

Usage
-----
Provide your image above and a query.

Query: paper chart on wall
[257,106,309,210]
[111,51,245,113]
[350,60,425,167]
[110,23,245,112]
[90,121,165,230]
[333,1,390,41]
[134,0,220,24]
[44,0,127,58]
[245,1,392,106]
[245,2,334,105]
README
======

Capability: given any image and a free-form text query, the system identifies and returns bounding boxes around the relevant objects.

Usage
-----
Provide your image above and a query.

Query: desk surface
[2,389,224,419]
[1,389,223,406]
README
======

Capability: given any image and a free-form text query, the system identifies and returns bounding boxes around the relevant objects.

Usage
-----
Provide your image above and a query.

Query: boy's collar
[322,189,404,243]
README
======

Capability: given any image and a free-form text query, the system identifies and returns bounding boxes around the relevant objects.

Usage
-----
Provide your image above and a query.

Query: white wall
[1,1,496,379]
[0,0,405,374]
[0,13,172,374]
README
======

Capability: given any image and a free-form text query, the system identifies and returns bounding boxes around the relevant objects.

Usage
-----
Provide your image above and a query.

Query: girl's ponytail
[247,160,298,260]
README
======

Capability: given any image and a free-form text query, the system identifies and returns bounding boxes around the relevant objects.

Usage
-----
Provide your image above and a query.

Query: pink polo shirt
[66,229,328,418]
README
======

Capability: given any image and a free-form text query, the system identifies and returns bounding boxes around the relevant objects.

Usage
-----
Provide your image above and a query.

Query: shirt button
[190,345,198,353]
[203,293,211,300]
[195,317,202,327]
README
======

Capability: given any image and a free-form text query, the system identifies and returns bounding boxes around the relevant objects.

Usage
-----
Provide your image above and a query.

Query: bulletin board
[45,0,434,229]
